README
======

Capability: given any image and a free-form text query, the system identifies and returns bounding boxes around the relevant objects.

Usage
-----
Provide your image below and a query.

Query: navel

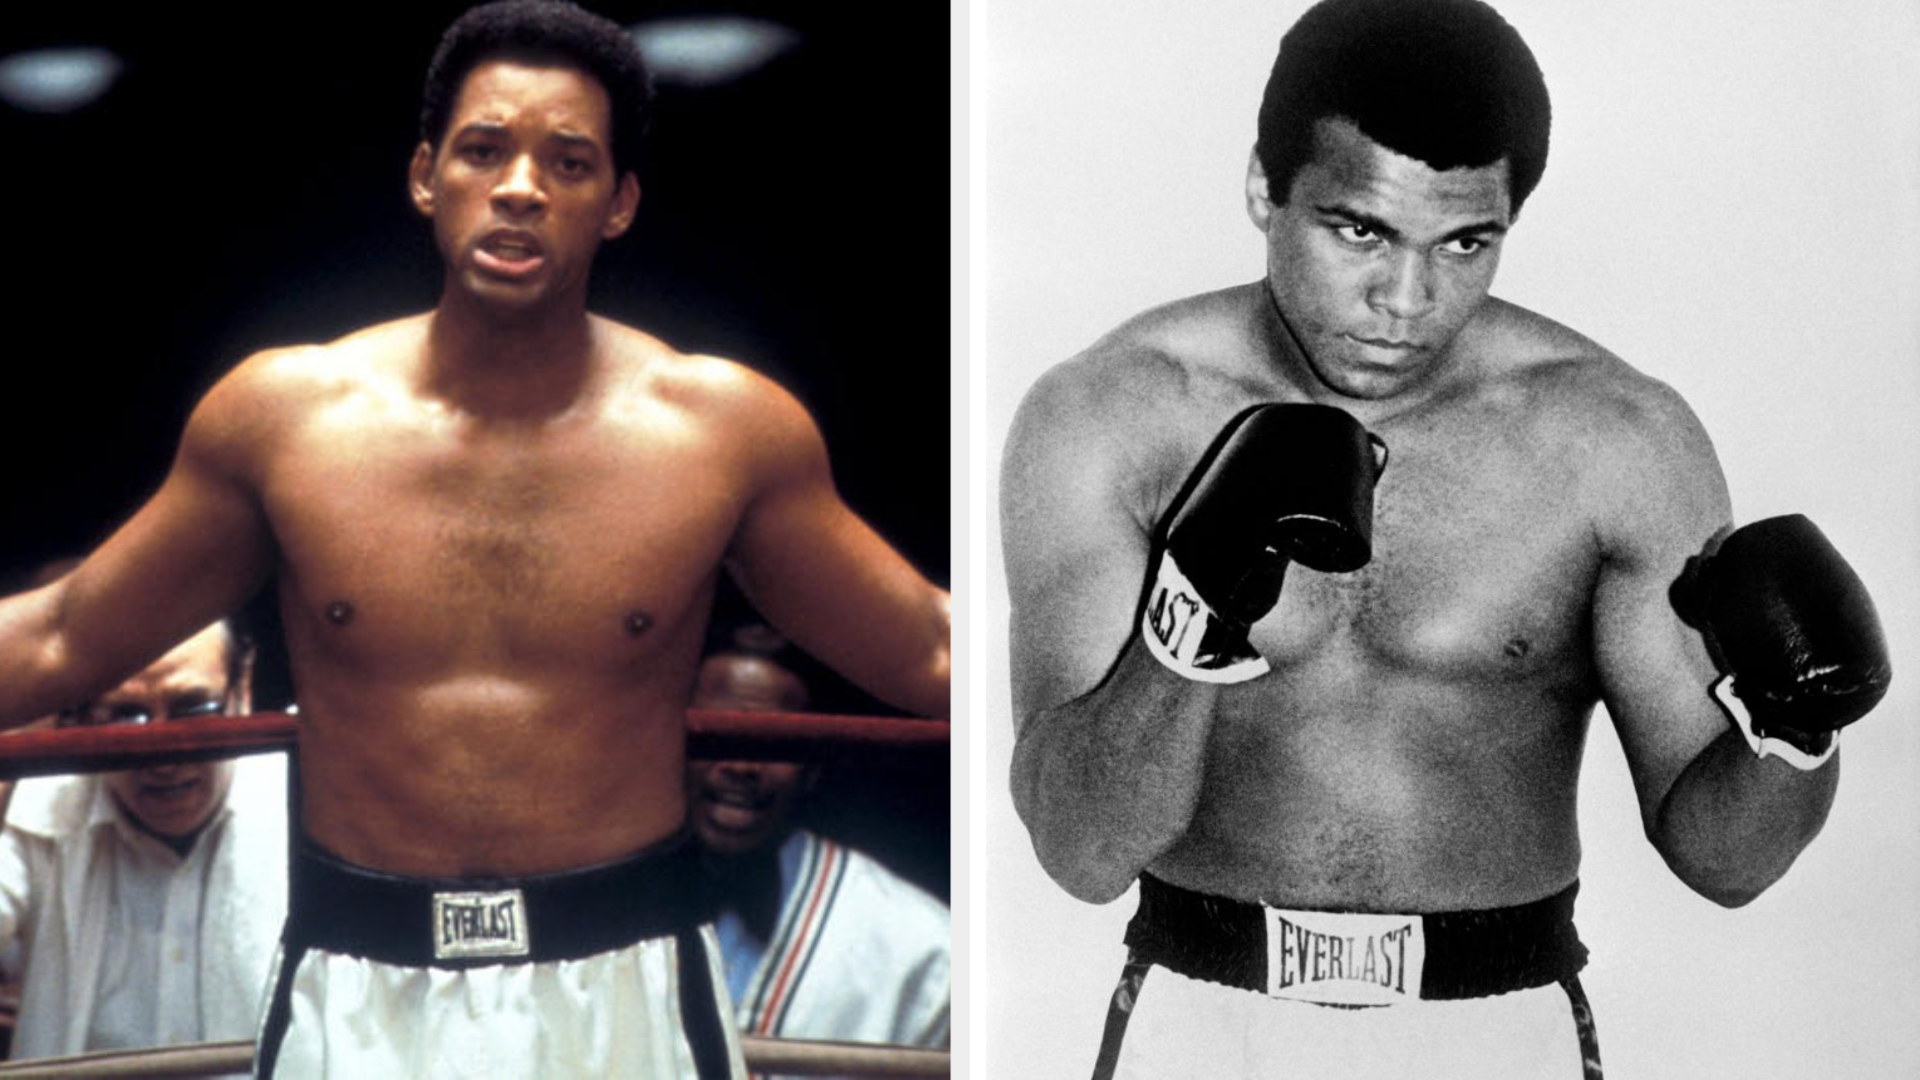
[325,601,355,628]
[1503,637,1531,660]
[625,611,654,636]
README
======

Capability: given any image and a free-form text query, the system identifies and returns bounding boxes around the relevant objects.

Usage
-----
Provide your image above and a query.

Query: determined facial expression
[410,59,640,314]
[1250,118,1511,401]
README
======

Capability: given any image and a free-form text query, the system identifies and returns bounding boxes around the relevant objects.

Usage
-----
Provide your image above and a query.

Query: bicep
[725,396,948,716]
[1590,397,1735,826]
[1000,384,1152,727]
[51,379,276,689]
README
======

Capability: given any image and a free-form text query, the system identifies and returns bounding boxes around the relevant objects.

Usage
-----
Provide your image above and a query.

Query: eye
[459,142,501,165]
[169,698,224,721]
[1332,222,1378,245]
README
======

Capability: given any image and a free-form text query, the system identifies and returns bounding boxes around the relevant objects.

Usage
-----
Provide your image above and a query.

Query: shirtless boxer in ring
[1000,0,1888,1076]
[0,2,947,1077]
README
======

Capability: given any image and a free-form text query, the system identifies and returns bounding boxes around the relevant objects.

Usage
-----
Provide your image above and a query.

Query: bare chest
[1228,420,1603,687]
[261,402,742,664]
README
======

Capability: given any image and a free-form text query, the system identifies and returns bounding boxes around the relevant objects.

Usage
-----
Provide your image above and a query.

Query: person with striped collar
[685,640,948,1077]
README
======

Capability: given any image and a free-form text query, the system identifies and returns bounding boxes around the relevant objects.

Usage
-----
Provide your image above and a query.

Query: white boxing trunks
[256,832,745,1079]
[1092,875,1602,1080]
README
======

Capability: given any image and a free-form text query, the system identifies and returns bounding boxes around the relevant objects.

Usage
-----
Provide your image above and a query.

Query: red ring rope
[0,1035,950,1077]
[0,710,948,780]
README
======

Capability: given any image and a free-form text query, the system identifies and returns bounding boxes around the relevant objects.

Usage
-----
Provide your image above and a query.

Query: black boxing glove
[1670,514,1891,770]
[1141,403,1385,683]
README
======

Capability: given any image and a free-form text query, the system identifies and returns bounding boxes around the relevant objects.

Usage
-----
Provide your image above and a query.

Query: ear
[408,142,437,217]
[602,171,641,240]
[1245,147,1275,232]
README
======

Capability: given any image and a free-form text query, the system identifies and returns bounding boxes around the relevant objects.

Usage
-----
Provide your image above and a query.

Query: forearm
[1011,641,1221,904]
[1651,726,1839,907]
[0,586,89,730]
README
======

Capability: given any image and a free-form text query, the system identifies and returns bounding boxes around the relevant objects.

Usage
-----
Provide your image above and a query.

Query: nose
[491,153,547,216]
[1367,250,1437,321]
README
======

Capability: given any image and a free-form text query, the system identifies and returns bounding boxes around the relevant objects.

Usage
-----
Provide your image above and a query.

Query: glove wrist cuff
[1710,675,1838,771]
[1142,555,1269,684]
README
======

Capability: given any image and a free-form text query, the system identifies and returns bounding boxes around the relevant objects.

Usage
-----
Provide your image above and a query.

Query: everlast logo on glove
[433,889,531,961]
[1143,557,1272,683]
[1140,404,1384,686]
[1264,907,1426,1007]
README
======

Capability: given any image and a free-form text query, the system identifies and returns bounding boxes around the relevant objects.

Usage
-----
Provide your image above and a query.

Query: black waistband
[1125,874,1587,1000]
[286,830,717,968]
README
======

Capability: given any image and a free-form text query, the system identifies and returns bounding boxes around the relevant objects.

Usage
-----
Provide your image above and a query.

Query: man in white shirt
[0,619,287,1061]
[686,640,949,1076]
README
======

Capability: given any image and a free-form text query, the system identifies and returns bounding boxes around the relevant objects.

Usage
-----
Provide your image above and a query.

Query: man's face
[684,654,814,856]
[409,59,640,315]
[1250,118,1512,400]
[685,759,814,856]
[96,624,243,842]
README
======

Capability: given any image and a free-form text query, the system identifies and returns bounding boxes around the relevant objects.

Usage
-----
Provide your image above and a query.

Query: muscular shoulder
[1006,287,1265,524]
[1474,297,1720,463]
[183,315,430,479]
[595,317,826,475]
[1019,287,1266,426]
[1476,300,1729,550]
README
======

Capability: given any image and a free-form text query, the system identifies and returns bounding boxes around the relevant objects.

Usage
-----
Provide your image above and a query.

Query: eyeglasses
[56,696,229,729]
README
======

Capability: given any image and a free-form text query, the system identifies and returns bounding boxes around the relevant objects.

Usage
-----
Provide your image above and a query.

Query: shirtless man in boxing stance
[1001,1,1887,1076]
[0,3,946,1077]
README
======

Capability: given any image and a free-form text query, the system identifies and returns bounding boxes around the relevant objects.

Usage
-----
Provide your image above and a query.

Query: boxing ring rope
[0,710,952,780]
[0,1035,949,1077]
[0,711,952,1076]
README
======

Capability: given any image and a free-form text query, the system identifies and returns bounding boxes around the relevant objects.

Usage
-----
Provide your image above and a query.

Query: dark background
[0,2,949,896]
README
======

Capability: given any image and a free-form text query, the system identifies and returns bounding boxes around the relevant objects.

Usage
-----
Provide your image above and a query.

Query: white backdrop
[972,1,1920,1076]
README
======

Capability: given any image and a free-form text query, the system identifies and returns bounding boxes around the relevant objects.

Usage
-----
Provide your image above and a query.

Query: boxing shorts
[256,831,745,1079]
[1091,875,1603,1080]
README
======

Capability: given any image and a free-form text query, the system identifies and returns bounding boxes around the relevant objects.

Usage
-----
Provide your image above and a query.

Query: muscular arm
[723,372,949,719]
[1002,361,1222,904]
[0,362,276,726]
[1591,379,1836,907]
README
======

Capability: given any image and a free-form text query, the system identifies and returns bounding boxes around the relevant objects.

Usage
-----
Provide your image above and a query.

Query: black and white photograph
[980,1,1918,1077]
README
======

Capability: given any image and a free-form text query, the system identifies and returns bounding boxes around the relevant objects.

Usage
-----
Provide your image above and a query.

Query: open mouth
[474,232,546,278]
[701,786,772,830]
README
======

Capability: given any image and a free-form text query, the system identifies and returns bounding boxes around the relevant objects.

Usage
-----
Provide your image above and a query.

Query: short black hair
[1256,0,1550,217]
[419,0,654,179]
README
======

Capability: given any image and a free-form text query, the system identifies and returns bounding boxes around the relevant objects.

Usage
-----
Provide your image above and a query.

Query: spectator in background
[0,617,286,1062]
[687,629,948,1073]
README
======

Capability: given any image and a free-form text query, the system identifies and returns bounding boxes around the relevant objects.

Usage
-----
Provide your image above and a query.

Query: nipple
[326,601,355,627]
[625,611,654,636]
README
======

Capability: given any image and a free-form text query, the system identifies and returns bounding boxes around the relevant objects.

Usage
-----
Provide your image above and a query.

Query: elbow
[1047,861,1136,907]
[1650,828,1805,910]
[1025,825,1138,906]
[1010,746,1138,906]
[1683,875,1769,910]
[898,591,951,718]
[920,642,952,719]
[1689,860,1774,903]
